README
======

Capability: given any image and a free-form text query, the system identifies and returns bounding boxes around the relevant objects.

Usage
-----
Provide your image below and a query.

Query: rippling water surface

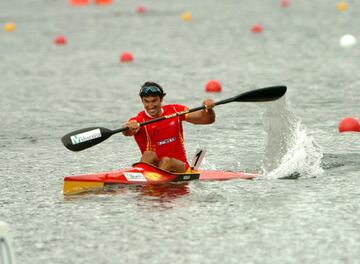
[1,0,360,263]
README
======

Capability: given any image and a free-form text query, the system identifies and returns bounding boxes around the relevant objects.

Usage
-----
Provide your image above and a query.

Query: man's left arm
[185,99,215,124]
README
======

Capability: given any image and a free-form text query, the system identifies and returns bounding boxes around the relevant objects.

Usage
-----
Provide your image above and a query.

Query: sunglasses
[139,86,164,96]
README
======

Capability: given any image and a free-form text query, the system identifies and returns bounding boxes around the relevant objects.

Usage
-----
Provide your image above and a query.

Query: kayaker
[123,82,215,173]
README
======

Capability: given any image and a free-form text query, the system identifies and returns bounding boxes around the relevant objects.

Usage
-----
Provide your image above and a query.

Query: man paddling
[123,82,215,173]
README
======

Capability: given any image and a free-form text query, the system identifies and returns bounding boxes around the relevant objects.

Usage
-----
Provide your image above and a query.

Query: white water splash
[200,158,218,170]
[261,97,324,179]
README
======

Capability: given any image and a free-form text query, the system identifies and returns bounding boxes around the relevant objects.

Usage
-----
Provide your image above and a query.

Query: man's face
[141,95,163,117]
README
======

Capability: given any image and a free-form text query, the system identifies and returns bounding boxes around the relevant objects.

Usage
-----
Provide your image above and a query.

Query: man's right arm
[122,120,140,136]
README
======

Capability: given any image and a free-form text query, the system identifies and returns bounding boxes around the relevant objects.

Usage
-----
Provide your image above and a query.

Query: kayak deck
[63,162,256,195]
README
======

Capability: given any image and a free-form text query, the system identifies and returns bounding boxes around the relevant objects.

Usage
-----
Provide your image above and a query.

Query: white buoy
[340,34,357,47]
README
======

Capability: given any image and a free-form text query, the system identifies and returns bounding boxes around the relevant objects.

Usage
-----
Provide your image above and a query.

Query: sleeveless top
[129,104,189,165]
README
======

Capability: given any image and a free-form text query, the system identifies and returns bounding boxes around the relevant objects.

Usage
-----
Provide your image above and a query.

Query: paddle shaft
[62,85,287,151]
[111,88,281,134]
[111,105,207,134]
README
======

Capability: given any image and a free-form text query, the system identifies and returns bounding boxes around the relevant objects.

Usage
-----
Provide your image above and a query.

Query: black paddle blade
[216,85,287,105]
[235,85,287,102]
[61,127,115,151]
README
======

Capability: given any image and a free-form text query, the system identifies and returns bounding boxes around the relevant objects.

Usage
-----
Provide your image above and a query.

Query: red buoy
[205,80,222,93]
[54,36,67,45]
[95,0,112,5]
[251,24,263,33]
[120,52,134,63]
[69,0,89,6]
[136,6,146,14]
[280,0,289,8]
[338,117,360,133]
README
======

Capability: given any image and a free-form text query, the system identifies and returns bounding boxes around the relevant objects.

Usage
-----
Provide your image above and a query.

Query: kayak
[63,162,256,195]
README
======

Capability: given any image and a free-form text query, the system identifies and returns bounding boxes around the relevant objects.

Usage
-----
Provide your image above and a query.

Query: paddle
[61,85,287,151]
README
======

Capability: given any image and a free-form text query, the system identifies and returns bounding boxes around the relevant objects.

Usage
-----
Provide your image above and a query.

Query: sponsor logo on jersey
[157,137,176,146]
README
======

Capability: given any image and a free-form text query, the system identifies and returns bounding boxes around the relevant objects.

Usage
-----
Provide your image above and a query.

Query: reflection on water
[64,183,190,209]
[133,183,190,200]
[133,183,190,210]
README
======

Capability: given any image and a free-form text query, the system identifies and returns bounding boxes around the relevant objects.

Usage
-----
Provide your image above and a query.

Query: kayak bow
[63,162,256,195]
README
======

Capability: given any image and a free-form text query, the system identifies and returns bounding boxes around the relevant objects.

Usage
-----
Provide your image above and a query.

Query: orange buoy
[251,24,263,33]
[95,0,112,5]
[181,11,192,22]
[136,6,146,14]
[205,80,222,93]
[336,1,348,12]
[4,22,16,32]
[69,0,89,6]
[338,117,360,133]
[54,36,67,45]
[120,52,134,63]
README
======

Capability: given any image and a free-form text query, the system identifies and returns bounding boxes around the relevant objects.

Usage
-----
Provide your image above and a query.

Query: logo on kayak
[70,128,102,145]
[182,175,191,180]
[157,137,176,146]
[123,172,147,182]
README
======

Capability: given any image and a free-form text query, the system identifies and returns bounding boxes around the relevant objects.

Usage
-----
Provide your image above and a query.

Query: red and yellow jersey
[129,104,189,165]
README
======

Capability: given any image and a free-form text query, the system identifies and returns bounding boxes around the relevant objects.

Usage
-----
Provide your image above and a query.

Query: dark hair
[139,82,166,98]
